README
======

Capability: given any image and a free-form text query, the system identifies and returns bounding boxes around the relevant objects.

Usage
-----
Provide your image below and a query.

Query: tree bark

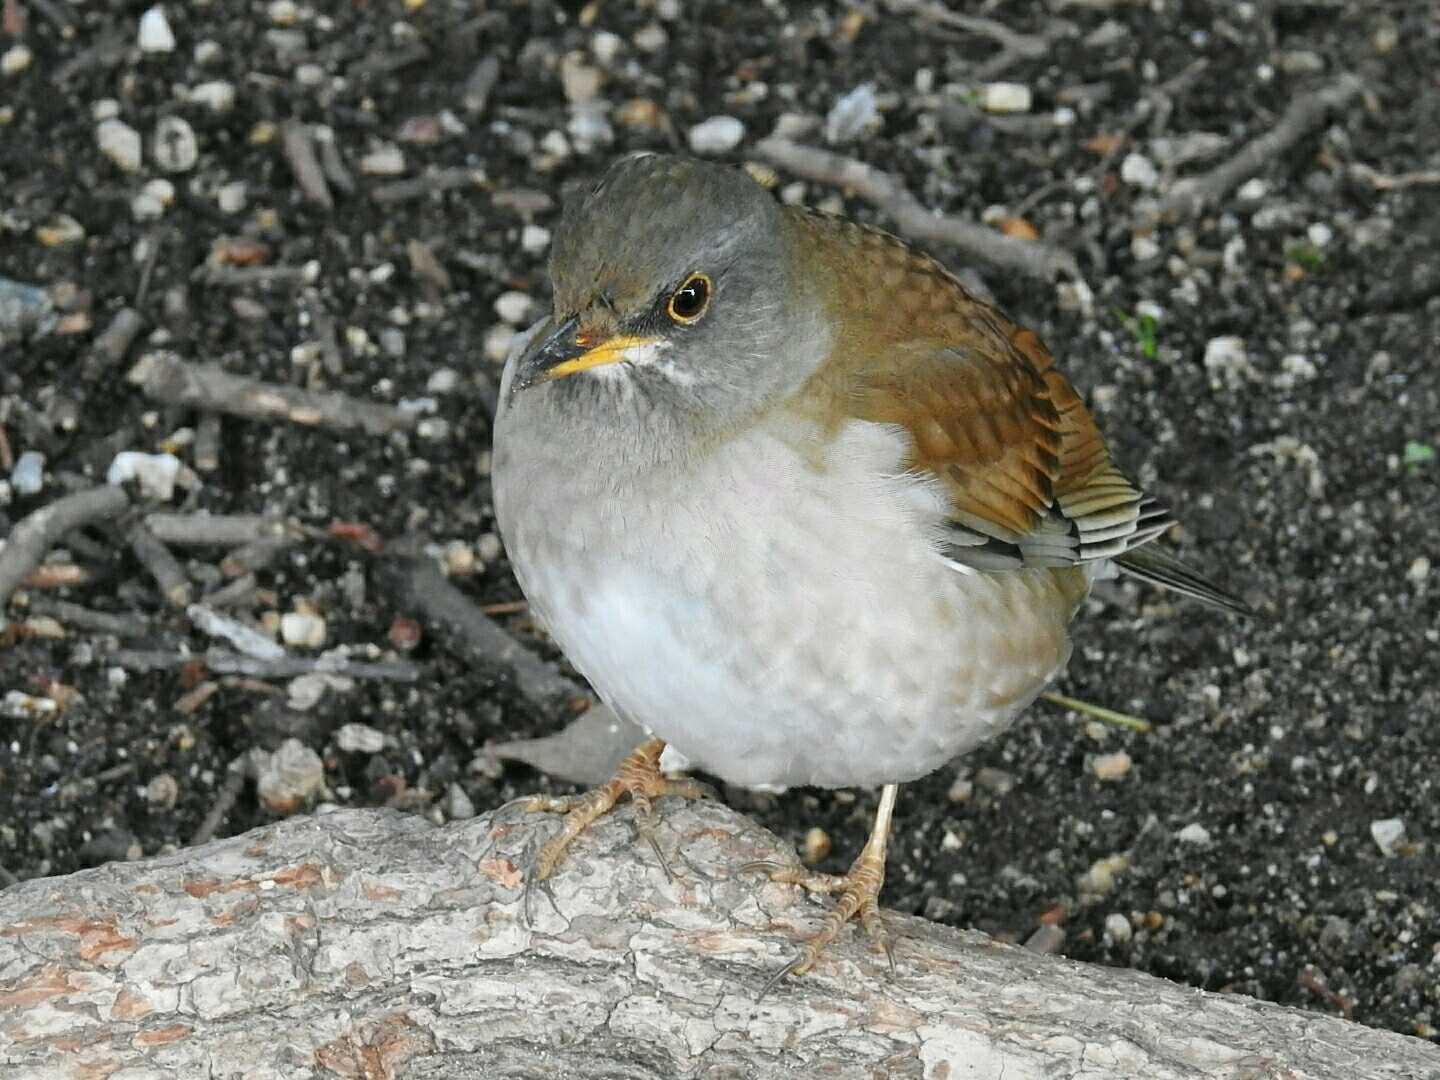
[1,800,1435,1080]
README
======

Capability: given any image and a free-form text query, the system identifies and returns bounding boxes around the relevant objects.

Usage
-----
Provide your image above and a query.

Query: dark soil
[2,0,1438,1047]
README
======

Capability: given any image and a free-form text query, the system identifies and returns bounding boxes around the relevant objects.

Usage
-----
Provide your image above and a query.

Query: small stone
[1091,750,1132,781]
[280,611,327,649]
[1104,912,1132,944]
[268,0,300,26]
[193,40,222,65]
[138,6,177,53]
[975,767,1014,795]
[189,80,236,113]
[106,451,182,500]
[802,826,832,865]
[216,181,247,214]
[442,783,476,820]
[359,144,406,176]
[1407,556,1430,584]
[633,23,668,52]
[1121,152,1159,190]
[441,540,476,576]
[1177,822,1211,845]
[427,367,459,394]
[824,83,880,145]
[946,775,974,803]
[11,451,45,495]
[1370,817,1406,857]
[97,119,143,172]
[477,532,503,562]
[559,52,603,104]
[1203,336,1252,389]
[483,324,516,364]
[1,45,33,77]
[336,722,386,754]
[36,215,85,247]
[1078,853,1129,898]
[688,115,745,155]
[521,224,551,255]
[981,82,1031,114]
[1306,222,1334,248]
[591,30,623,67]
[295,63,325,88]
[132,178,176,221]
[256,738,325,813]
[494,291,535,325]
[145,773,179,810]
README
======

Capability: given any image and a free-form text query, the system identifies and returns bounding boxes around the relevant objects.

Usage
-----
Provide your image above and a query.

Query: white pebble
[106,450,181,500]
[1177,823,1212,845]
[1091,750,1132,781]
[138,5,177,53]
[1306,222,1334,248]
[1104,913,1132,944]
[477,532,503,562]
[295,63,325,87]
[521,224,551,255]
[1237,178,1269,202]
[443,783,476,820]
[256,738,324,812]
[1,45,33,77]
[1121,152,1159,189]
[687,115,745,155]
[494,291,535,325]
[592,31,623,66]
[97,119,143,172]
[187,603,284,660]
[92,99,122,121]
[981,82,1032,114]
[268,0,300,26]
[10,451,44,495]
[824,83,879,145]
[1407,556,1431,584]
[483,323,516,364]
[336,722,386,754]
[559,52,602,104]
[216,181,247,214]
[360,144,406,176]
[633,23,668,52]
[194,39,222,65]
[427,367,459,394]
[280,611,327,649]
[189,80,237,113]
[1370,818,1406,857]
[1204,335,1253,389]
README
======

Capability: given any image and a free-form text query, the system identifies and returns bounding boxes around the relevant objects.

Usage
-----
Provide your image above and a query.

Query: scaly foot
[745,783,900,994]
[521,737,712,884]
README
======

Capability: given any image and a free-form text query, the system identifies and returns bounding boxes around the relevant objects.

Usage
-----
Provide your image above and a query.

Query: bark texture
[1,800,1436,1080]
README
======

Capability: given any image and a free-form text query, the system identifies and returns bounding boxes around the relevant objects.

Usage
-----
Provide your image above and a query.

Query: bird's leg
[747,783,900,985]
[520,737,712,882]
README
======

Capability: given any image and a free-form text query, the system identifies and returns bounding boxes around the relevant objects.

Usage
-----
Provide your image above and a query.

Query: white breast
[496,412,1082,788]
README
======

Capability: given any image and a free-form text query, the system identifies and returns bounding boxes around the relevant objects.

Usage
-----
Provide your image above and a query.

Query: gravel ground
[2,0,1438,1046]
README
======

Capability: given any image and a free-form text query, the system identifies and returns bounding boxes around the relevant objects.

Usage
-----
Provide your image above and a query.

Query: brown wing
[791,208,1170,572]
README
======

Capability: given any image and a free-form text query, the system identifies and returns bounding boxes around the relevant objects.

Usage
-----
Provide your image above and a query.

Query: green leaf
[1403,441,1435,469]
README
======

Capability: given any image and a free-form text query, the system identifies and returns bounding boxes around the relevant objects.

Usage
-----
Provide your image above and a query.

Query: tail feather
[1113,545,1257,618]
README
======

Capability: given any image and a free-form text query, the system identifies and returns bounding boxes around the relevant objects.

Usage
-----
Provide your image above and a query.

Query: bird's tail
[1114,545,1257,618]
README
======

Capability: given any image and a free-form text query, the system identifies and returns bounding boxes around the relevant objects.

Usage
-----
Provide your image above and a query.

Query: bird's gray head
[508,154,826,436]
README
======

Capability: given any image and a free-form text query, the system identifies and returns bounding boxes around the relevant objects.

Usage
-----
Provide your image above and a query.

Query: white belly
[497,415,1081,788]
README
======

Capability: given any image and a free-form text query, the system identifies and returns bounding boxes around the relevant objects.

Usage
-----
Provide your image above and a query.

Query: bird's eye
[667,273,711,324]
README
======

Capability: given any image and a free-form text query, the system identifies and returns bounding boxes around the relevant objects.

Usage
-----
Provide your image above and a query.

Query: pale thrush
[492,153,1249,983]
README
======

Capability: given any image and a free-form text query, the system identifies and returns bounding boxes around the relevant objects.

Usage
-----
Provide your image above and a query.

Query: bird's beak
[510,315,660,392]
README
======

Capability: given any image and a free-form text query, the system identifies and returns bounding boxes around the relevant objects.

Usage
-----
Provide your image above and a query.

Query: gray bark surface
[2,800,1436,1080]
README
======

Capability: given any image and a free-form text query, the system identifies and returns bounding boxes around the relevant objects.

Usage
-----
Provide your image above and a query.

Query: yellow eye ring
[667,273,712,324]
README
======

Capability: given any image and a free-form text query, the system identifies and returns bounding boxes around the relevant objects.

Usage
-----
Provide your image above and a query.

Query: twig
[201,573,258,609]
[370,168,487,205]
[134,227,166,308]
[0,486,129,608]
[755,137,1082,282]
[313,126,355,198]
[19,564,92,589]
[1155,74,1364,221]
[380,557,590,711]
[1298,966,1356,1021]
[127,352,418,436]
[145,513,291,547]
[887,2,1048,79]
[219,536,296,577]
[129,522,193,608]
[462,54,501,115]
[203,650,420,681]
[187,604,284,660]
[282,121,334,210]
[1348,162,1440,191]
[189,752,257,846]
[26,599,152,638]
[193,414,222,473]
[80,307,145,382]
[1041,690,1152,733]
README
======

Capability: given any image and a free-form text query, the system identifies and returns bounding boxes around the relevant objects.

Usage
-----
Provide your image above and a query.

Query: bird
[491,152,1250,985]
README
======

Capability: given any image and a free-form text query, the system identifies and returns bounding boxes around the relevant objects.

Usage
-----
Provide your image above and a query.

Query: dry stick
[145,512,290,547]
[80,307,145,382]
[1155,74,1364,222]
[313,127,355,197]
[203,651,420,681]
[383,557,589,711]
[219,536,296,577]
[193,413,221,473]
[189,753,257,847]
[0,486,129,608]
[889,1,1048,79]
[1041,690,1151,733]
[128,521,192,608]
[1349,162,1440,191]
[201,572,258,609]
[370,168,487,205]
[282,120,334,210]
[127,352,417,436]
[26,599,152,638]
[755,137,1082,283]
